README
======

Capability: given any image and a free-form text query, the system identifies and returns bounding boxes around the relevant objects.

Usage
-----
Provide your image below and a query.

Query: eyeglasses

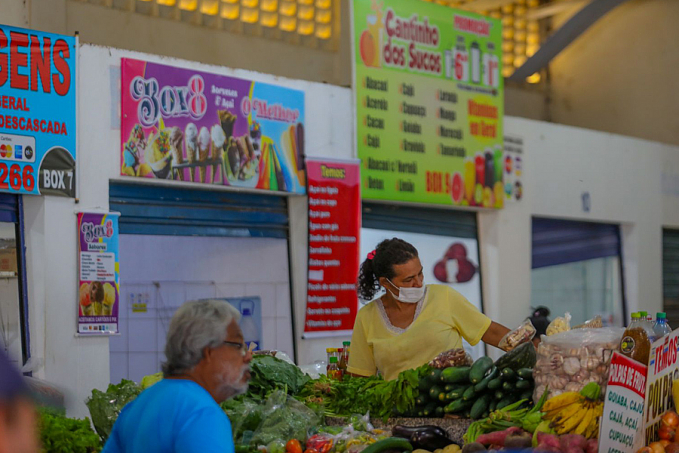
[223,341,248,356]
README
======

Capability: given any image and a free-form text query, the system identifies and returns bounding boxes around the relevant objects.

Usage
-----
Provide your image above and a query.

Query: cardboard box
[0,247,18,273]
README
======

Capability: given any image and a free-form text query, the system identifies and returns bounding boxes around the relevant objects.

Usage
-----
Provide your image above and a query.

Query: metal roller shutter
[362,202,477,239]
[663,229,679,328]
[109,182,289,239]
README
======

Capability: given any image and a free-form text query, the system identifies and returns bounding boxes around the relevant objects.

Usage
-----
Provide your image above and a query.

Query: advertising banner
[304,158,361,337]
[600,352,647,453]
[644,330,679,443]
[77,212,120,335]
[352,0,503,208]
[0,25,77,197]
[121,58,305,193]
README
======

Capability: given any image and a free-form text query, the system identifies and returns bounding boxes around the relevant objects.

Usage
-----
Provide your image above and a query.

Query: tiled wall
[110,234,293,385]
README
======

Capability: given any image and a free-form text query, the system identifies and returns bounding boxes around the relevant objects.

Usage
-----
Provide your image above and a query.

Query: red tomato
[286,440,302,453]
[664,412,679,429]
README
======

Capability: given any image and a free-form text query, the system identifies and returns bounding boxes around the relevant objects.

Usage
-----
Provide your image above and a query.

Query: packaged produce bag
[533,327,624,402]
[498,320,537,352]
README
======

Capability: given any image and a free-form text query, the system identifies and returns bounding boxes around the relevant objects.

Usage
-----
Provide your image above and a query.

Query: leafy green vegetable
[140,372,163,390]
[250,390,321,447]
[86,379,141,443]
[39,408,102,453]
[296,365,430,420]
[248,355,311,398]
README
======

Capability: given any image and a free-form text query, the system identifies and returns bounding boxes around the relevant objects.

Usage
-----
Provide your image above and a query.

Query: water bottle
[239,300,259,351]
[653,312,672,338]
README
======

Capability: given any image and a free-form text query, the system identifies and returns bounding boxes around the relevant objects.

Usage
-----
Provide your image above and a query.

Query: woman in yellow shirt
[347,238,510,381]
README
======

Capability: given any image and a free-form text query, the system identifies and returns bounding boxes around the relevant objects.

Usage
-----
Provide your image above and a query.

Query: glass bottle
[327,356,342,380]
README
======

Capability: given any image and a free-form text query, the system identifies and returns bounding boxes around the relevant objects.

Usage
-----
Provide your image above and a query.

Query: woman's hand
[481,321,511,349]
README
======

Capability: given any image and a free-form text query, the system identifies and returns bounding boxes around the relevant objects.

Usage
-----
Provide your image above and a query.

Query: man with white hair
[103,299,252,453]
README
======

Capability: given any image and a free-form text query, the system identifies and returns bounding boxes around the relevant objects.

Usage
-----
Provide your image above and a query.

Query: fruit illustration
[360,30,376,67]
[464,159,476,203]
[451,172,463,204]
[474,183,483,205]
[475,154,485,187]
[433,243,477,284]
[483,187,493,208]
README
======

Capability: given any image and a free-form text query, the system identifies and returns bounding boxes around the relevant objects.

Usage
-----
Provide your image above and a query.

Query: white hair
[162,299,241,377]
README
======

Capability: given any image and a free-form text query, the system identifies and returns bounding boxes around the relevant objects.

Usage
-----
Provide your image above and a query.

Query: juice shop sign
[644,333,679,443]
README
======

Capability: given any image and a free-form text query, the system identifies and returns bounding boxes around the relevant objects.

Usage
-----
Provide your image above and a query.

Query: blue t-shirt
[102,379,235,453]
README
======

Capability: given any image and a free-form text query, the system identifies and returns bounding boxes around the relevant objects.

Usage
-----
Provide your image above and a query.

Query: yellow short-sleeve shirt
[347,284,491,381]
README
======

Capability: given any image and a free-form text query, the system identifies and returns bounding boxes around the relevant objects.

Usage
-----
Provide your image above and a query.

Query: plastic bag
[428,348,473,368]
[546,312,572,336]
[250,390,321,447]
[533,327,624,402]
[498,320,537,351]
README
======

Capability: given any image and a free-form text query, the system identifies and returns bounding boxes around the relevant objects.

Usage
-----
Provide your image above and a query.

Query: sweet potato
[564,447,584,453]
[536,432,560,450]
[585,439,598,453]
[476,427,523,446]
[504,432,533,450]
[560,434,587,451]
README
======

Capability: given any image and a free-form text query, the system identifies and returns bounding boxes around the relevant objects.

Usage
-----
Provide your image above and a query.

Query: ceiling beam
[527,0,588,20]
[508,0,632,82]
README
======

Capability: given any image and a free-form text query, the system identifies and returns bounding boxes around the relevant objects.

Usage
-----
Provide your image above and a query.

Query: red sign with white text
[304,159,361,337]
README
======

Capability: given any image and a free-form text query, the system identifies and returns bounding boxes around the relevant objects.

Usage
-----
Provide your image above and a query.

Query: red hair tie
[367,250,376,260]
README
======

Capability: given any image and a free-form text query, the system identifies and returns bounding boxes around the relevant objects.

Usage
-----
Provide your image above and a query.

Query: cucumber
[470,393,493,419]
[428,369,442,384]
[494,342,537,372]
[361,438,413,453]
[502,381,515,392]
[415,395,428,406]
[429,385,443,400]
[418,379,430,392]
[489,400,498,412]
[520,390,534,401]
[494,390,504,400]
[488,377,502,390]
[469,357,493,384]
[474,366,499,392]
[497,396,518,410]
[516,379,532,390]
[423,402,438,417]
[447,386,468,400]
[500,368,516,381]
[463,410,472,419]
[435,406,444,417]
[445,398,472,413]
[481,411,489,419]
[437,391,451,402]
[462,385,476,401]
[444,384,460,393]
[441,366,471,384]
[517,368,534,380]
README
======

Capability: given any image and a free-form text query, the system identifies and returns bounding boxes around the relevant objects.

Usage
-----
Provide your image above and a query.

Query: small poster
[643,331,679,443]
[77,212,120,334]
[304,158,361,337]
[600,352,647,453]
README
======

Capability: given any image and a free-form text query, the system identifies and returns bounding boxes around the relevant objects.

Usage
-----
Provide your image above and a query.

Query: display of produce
[533,328,622,401]
[542,383,603,439]
[38,407,102,453]
[637,410,679,453]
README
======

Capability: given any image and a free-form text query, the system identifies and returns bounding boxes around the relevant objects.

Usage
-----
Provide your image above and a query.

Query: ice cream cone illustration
[198,126,211,183]
[144,129,172,180]
[211,125,226,184]
[169,127,184,181]
[79,283,93,316]
[102,283,116,316]
[185,123,198,182]
[90,281,104,316]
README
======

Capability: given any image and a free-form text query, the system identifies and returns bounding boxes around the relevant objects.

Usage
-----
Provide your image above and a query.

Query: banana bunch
[543,390,604,439]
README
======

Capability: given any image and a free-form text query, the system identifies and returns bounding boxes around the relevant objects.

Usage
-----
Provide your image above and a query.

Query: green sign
[353,0,504,208]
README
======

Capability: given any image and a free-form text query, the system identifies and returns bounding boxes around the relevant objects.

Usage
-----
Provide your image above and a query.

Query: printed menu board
[352,0,504,207]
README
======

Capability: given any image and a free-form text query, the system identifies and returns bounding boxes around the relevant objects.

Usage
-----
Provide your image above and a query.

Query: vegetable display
[38,408,102,453]
[542,383,603,439]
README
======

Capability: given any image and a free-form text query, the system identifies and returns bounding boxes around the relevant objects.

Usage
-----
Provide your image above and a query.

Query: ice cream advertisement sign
[352,0,504,207]
[77,212,120,335]
[120,58,306,193]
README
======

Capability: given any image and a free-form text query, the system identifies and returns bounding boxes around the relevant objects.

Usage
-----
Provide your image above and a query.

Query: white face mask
[386,278,425,304]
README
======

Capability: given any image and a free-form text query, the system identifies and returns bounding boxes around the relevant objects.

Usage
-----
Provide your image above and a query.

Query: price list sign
[303,158,361,337]
[600,352,647,453]
[352,0,503,208]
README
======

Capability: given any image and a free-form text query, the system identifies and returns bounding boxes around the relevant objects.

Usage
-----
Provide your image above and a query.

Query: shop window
[663,229,679,328]
[360,202,485,359]
[0,195,29,369]
[79,0,339,49]
[530,218,625,327]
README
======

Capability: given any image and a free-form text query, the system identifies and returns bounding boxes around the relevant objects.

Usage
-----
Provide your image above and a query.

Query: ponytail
[357,238,418,301]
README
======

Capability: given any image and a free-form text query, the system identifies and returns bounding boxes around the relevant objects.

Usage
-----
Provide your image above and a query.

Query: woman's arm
[481,321,511,349]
